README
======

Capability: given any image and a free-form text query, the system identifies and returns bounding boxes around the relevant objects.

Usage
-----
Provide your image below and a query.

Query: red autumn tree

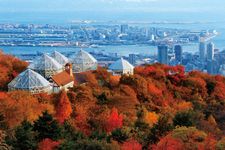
[38,138,60,150]
[106,107,123,132]
[55,91,72,124]
[121,139,142,150]
[148,84,162,97]
[152,136,183,150]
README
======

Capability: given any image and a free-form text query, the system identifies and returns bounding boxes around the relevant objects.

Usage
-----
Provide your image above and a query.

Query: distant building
[8,69,52,94]
[207,60,214,74]
[199,40,206,62]
[70,50,98,73]
[108,57,134,75]
[174,45,182,64]
[219,64,225,76]
[51,63,74,93]
[121,24,129,33]
[128,54,136,65]
[158,45,168,64]
[28,54,64,79]
[207,42,215,60]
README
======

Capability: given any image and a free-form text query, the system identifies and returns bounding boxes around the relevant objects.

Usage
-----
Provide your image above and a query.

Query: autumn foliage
[0,91,53,128]
[38,138,60,150]
[0,52,28,90]
[106,108,123,132]
[55,91,72,124]
[121,139,142,150]
[0,52,224,150]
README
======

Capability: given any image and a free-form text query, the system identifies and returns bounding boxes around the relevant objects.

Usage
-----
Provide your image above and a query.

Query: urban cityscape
[1,23,223,75]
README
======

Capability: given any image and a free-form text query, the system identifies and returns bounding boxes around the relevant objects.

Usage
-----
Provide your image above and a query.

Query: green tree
[13,120,37,150]
[89,130,107,141]
[58,139,114,150]
[33,111,62,141]
[61,121,85,141]
[144,115,173,147]
[96,92,109,105]
[173,110,195,127]
[111,128,129,143]
[0,113,7,130]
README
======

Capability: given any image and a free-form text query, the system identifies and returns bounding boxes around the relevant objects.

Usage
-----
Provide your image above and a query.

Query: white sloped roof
[51,51,69,66]
[8,69,51,90]
[70,49,97,64]
[28,54,63,71]
[109,57,134,71]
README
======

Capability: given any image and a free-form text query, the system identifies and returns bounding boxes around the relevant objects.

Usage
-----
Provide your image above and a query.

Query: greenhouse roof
[28,54,63,71]
[8,69,51,90]
[51,51,69,66]
[109,57,134,71]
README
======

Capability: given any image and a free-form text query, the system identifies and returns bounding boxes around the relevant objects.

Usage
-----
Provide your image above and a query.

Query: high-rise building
[207,42,215,60]
[174,45,182,64]
[121,24,129,33]
[199,39,206,62]
[158,45,168,64]
[207,59,218,75]
[128,54,136,65]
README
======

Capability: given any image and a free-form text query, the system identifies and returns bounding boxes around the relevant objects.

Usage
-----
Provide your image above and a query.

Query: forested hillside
[0,52,224,150]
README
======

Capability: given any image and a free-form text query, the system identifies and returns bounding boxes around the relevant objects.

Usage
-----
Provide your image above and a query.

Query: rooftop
[51,71,74,86]
[109,57,134,71]
[51,51,69,66]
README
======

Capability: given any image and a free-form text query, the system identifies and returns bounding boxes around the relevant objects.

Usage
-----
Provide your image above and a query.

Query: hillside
[0,52,224,150]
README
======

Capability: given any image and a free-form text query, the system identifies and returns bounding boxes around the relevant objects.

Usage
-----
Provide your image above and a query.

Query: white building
[8,69,52,94]
[70,50,98,73]
[28,54,63,79]
[108,57,134,75]
[51,51,69,66]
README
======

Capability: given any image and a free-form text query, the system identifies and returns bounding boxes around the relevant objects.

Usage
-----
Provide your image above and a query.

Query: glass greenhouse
[8,69,52,94]
[28,54,63,79]
[108,57,134,75]
[51,51,69,66]
[70,50,98,73]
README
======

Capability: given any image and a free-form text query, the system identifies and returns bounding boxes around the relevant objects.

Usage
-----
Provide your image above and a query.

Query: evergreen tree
[173,110,195,127]
[13,120,37,150]
[33,111,62,141]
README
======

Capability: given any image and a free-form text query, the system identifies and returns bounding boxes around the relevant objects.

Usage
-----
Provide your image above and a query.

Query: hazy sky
[0,0,224,13]
[0,0,224,23]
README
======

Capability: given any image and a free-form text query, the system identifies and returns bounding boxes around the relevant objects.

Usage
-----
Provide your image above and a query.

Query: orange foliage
[0,91,53,128]
[144,111,159,127]
[148,84,162,97]
[184,77,207,98]
[175,101,193,112]
[109,75,120,87]
[212,82,225,101]
[121,139,142,150]
[108,86,139,123]
[55,91,72,124]
[106,108,123,132]
[38,138,60,150]
[0,52,28,90]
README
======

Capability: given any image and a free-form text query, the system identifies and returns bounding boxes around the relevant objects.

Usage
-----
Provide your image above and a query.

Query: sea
[0,11,225,56]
